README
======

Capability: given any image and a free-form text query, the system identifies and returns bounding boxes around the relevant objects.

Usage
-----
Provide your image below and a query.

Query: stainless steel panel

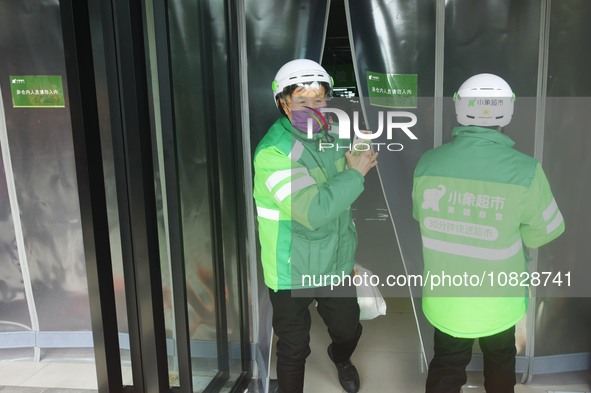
[167,0,246,381]
[168,0,217,344]
[198,1,244,374]
[166,0,251,387]
[165,4,224,389]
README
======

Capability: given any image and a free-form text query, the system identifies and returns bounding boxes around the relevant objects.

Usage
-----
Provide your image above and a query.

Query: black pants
[426,326,517,393]
[268,286,362,393]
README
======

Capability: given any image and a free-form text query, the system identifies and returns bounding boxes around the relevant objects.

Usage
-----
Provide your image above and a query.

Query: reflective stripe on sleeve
[546,210,563,234]
[275,175,316,203]
[265,167,309,191]
[421,236,523,261]
[256,206,280,221]
[542,199,558,222]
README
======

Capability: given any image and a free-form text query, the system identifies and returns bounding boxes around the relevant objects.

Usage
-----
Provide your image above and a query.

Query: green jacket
[413,126,565,338]
[254,117,364,290]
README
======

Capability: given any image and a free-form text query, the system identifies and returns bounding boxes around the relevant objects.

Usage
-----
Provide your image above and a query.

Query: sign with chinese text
[9,75,65,108]
[367,72,417,108]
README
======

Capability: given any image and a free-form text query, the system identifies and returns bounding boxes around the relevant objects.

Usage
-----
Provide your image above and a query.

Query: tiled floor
[269,298,428,393]
[1,298,590,393]
[0,360,98,391]
[269,297,591,393]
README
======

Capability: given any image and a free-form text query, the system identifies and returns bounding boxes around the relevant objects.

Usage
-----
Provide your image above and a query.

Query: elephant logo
[422,185,446,212]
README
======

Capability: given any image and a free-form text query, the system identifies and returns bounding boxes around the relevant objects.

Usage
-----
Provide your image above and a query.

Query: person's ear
[280,98,291,118]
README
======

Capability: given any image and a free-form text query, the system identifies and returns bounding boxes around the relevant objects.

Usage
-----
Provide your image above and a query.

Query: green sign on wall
[366,71,417,108]
[9,75,65,108]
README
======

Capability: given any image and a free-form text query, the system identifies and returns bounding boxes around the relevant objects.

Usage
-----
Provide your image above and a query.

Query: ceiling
[322,0,353,67]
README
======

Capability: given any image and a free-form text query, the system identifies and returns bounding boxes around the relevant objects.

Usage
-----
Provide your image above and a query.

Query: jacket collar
[452,126,515,147]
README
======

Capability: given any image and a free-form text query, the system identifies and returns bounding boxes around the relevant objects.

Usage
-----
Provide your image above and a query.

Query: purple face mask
[290,108,328,134]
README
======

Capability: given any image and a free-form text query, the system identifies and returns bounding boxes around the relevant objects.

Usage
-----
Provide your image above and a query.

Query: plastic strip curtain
[344,0,438,367]
[0,0,91,362]
[0,85,41,360]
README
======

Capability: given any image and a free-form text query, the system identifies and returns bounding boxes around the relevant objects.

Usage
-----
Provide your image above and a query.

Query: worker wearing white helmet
[413,73,564,392]
[254,59,377,393]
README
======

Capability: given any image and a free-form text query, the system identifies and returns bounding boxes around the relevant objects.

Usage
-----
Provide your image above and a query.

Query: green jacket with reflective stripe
[253,117,364,290]
[412,126,565,338]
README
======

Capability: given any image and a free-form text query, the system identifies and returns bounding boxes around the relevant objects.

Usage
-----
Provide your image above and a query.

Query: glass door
[60,0,250,392]
[143,0,249,390]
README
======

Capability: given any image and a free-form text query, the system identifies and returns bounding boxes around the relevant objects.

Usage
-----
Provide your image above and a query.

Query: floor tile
[19,363,97,390]
[269,297,591,393]
[356,350,426,393]
[0,388,46,393]
[357,311,423,354]
[464,370,591,393]
[0,362,48,387]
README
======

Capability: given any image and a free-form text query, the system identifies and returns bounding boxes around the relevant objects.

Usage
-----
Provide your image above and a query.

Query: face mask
[290,107,327,134]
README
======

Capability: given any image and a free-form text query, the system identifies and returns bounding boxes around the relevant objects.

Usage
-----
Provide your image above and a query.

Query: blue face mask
[290,107,327,134]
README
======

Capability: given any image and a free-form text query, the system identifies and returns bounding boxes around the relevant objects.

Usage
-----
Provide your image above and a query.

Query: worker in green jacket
[253,59,377,393]
[413,73,565,393]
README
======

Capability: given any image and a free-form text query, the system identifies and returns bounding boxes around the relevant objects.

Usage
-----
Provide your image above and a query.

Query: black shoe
[327,344,360,393]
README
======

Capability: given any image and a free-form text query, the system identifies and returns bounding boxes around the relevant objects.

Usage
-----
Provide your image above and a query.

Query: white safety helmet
[454,73,515,127]
[272,59,333,107]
